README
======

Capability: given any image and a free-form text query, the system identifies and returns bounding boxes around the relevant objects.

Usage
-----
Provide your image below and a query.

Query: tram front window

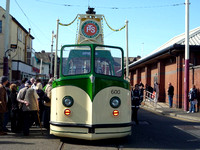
[95,47,122,77]
[62,46,91,76]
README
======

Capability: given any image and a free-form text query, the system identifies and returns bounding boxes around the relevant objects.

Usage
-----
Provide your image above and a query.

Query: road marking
[174,125,200,139]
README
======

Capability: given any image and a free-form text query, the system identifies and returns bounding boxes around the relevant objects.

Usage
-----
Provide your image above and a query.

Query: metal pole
[125,20,129,81]
[40,58,43,74]
[3,0,10,77]
[50,31,54,77]
[184,0,189,111]
[54,19,59,78]
[4,0,10,55]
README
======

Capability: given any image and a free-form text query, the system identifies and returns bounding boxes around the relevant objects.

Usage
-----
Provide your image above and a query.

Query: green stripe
[52,75,129,101]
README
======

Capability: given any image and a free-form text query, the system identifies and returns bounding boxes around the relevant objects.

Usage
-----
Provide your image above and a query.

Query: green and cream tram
[50,44,132,140]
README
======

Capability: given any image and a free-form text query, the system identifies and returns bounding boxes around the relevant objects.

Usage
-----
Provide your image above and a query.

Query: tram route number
[111,89,120,94]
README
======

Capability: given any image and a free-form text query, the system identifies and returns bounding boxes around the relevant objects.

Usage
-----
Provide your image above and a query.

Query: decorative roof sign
[81,20,100,38]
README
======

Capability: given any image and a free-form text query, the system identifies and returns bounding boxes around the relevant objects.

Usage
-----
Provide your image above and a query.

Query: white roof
[151,26,200,54]
[128,26,200,68]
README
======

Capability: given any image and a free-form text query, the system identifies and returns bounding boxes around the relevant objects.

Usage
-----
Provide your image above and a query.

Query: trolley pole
[50,31,54,77]
[54,19,59,79]
[125,20,129,81]
[184,0,190,111]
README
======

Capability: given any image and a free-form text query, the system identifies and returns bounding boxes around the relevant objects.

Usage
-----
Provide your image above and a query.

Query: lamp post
[184,0,190,111]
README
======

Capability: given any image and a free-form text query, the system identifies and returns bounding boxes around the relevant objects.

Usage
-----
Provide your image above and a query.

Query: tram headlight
[110,97,121,108]
[63,96,74,107]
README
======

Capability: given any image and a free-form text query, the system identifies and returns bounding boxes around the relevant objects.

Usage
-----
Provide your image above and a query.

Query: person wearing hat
[17,80,31,108]
[17,80,39,136]
[0,76,9,135]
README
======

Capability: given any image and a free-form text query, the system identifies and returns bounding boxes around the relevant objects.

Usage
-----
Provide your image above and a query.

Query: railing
[144,90,157,107]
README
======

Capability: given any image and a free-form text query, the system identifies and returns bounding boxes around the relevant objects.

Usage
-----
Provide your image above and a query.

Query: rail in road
[57,138,125,150]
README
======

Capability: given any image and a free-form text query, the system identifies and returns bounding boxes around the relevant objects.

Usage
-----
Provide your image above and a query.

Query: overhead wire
[15,0,51,45]
[14,0,186,51]
[35,0,85,7]
[34,0,185,9]
[14,0,33,31]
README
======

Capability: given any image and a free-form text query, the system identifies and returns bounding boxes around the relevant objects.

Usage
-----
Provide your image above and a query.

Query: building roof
[0,6,34,39]
[129,26,200,68]
[12,17,34,39]
[152,26,200,54]
[35,51,51,64]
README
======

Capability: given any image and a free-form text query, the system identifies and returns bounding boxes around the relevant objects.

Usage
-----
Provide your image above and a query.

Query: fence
[143,90,157,107]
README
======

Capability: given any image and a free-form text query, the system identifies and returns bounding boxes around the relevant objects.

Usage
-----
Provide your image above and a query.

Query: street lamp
[3,48,16,77]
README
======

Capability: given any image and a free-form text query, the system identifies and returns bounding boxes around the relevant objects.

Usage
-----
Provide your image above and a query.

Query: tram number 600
[111,89,120,94]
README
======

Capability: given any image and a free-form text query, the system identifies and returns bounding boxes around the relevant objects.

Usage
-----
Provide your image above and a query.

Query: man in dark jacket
[0,76,9,135]
[167,82,174,108]
[131,84,141,125]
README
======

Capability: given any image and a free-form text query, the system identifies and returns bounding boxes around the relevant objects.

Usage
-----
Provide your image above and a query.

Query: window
[95,46,122,77]
[18,27,22,41]
[0,20,2,33]
[62,46,91,76]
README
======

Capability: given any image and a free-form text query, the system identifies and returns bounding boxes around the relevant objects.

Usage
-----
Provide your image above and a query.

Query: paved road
[1,109,200,150]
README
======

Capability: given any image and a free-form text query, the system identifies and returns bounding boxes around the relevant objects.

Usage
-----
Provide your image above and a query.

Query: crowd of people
[0,76,53,136]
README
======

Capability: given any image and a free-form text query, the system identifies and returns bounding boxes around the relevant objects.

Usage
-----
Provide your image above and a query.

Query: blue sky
[1,0,200,57]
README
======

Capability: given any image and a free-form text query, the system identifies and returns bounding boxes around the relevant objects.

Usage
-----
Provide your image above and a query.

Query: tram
[50,8,132,140]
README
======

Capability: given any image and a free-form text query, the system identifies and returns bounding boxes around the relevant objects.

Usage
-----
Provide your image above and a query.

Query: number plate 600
[111,89,120,94]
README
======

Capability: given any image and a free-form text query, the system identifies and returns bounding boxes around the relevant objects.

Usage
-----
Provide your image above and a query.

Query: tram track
[57,141,124,150]
[57,141,64,150]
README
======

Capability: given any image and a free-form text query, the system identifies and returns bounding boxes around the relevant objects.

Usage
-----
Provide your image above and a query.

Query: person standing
[138,81,144,88]
[44,78,53,130]
[18,78,28,91]
[167,82,174,108]
[3,81,11,132]
[35,82,45,125]
[154,81,159,103]
[30,78,36,89]
[17,80,39,135]
[131,84,140,125]
[188,84,197,113]
[10,84,21,133]
[0,76,9,135]
[139,82,144,104]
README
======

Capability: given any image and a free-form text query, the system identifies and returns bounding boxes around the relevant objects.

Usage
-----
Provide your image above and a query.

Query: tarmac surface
[142,100,200,122]
[0,101,200,150]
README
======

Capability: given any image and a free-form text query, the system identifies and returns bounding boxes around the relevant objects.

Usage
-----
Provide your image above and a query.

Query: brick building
[128,27,200,110]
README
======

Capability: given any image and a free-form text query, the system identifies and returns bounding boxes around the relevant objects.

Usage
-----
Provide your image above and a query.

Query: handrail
[144,90,157,107]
